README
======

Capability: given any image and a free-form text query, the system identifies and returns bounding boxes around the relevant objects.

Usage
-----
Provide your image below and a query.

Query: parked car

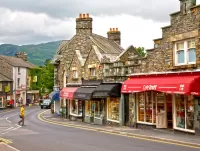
[41,99,51,109]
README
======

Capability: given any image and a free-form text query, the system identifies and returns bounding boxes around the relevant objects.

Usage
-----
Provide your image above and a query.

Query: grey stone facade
[102,0,200,82]
[52,14,123,88]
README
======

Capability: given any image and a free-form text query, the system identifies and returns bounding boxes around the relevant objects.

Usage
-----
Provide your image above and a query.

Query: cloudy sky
[0,0,200,49]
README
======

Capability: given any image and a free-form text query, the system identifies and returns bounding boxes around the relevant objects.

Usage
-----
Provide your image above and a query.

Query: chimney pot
[79,13,82,18]
[83,14,85,18]
[86,13,89,18]
[116,28,118,31]
[113,28,115,32]
[110,28,112,32]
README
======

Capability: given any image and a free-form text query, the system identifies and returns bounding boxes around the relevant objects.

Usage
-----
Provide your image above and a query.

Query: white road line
[5,117,12,123]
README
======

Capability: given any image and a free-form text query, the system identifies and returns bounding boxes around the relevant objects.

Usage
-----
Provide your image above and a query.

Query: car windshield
[43,99,51,103]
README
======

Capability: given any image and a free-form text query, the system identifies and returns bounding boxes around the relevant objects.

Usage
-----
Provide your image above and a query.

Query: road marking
[0,142,19,150]
[6,117,12,123]
[0,137,12,144]
[38,110,200,149]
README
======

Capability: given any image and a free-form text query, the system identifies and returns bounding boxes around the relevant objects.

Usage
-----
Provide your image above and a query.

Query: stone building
[111,0,200,134]
[52,14,124,124]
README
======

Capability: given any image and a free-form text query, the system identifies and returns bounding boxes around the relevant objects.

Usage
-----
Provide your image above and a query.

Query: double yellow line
[38,110,200,149]
[0,137,12,144]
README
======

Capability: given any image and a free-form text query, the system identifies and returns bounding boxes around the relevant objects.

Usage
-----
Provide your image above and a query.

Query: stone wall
[83,47,103,80]
[67,54,82,84]
[103,3,200,80]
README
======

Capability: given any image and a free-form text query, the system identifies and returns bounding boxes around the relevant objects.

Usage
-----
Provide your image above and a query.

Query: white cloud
[1,0,200,48]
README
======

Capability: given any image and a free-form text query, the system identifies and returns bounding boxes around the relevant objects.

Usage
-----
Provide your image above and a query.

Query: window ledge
[171,64,197,70]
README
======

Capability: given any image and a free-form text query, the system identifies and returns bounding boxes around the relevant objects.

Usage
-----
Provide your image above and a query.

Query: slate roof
[90,34,124,54]
[0,55,35,68]
[0,73,12,81]
[57,40,69,54]
[92,45,118,63]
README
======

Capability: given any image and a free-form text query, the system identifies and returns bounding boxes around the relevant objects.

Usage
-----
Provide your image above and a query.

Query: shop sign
[143,85,157,90]
[33,76,37,82]
[63,92,69,97]
[77,94,86,98]
[179,84,185,91]
[5,86,10,92]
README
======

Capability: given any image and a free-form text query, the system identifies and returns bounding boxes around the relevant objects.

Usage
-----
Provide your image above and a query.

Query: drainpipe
[119,94,124,126]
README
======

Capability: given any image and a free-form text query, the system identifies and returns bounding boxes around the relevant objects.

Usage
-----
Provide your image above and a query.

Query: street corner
[0,142,19,151]
[0,137,12,144]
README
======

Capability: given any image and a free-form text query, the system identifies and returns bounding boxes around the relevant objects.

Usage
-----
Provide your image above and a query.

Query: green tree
[30,59,54,94]
[136,47,146,57]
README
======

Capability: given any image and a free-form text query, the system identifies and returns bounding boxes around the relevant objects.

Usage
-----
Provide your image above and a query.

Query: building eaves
[0,55,33,68]
[0,73,12,82]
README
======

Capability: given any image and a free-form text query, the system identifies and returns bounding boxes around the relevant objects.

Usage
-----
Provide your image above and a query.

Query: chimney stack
[76,13,93,36]
[107,28,121,45]
[15,52,28,61]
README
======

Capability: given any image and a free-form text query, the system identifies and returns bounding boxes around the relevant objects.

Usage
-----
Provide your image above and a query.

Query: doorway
[166,94,173,129]
[156,93,167,128]
[124,94,129,125]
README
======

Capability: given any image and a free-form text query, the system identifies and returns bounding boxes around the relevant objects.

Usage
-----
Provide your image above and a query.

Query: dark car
[41,99,51,109]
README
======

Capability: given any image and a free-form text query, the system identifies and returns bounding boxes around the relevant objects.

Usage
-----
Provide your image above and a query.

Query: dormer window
[73,70,78,78]
[90,68,96,76]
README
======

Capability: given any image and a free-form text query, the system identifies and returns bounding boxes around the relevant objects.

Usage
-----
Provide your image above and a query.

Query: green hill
[0,41,62,66]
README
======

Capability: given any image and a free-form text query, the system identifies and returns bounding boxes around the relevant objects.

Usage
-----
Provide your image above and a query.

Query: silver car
[41,99,51,109]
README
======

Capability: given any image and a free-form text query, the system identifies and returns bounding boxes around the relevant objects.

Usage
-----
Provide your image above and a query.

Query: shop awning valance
[49,91,60,101]
[93,83,121,98]
[74,87,96,100]
[60,87,78,99]
[121,75,200,95]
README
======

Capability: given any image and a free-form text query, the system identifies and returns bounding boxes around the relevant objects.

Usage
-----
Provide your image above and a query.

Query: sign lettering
[143,85,157,90]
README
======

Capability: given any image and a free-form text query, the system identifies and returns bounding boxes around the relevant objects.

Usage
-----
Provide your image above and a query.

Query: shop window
[94,100,104,118]
[175,94,194,131]
[70,100,82,116]
[138,92,155,124]
[138,93,145,121]
[107,97,119,122]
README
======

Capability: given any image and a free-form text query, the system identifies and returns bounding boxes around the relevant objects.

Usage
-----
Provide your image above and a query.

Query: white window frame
[173,95,195,133]
[136,91,155,125]
[72,70,78,78]
[174,39,196,66]
[70,99,82,117]
[17,78,20,87]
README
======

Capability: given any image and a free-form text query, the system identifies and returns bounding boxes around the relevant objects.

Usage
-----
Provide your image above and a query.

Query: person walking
[18,105,25,126]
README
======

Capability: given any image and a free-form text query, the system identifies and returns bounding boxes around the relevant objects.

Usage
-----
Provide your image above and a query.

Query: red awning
[60,87,78,99]
[121,75,200,95]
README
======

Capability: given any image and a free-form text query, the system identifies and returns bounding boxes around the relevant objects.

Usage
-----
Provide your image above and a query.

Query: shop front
[73,80,102,123]
[74,87,96,122]
[60,87,79,119]
[121,72,200,134]
[92,83,121,125]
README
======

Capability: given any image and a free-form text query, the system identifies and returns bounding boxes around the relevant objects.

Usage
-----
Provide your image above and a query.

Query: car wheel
[41,106,43,109]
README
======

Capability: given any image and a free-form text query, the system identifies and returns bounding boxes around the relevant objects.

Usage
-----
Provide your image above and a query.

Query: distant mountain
[0,41,62,66]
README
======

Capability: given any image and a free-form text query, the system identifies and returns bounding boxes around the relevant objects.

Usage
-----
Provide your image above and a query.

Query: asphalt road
[0,107,199,151]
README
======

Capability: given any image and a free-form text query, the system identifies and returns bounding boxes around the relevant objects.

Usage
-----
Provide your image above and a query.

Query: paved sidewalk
[41,110,200,147]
